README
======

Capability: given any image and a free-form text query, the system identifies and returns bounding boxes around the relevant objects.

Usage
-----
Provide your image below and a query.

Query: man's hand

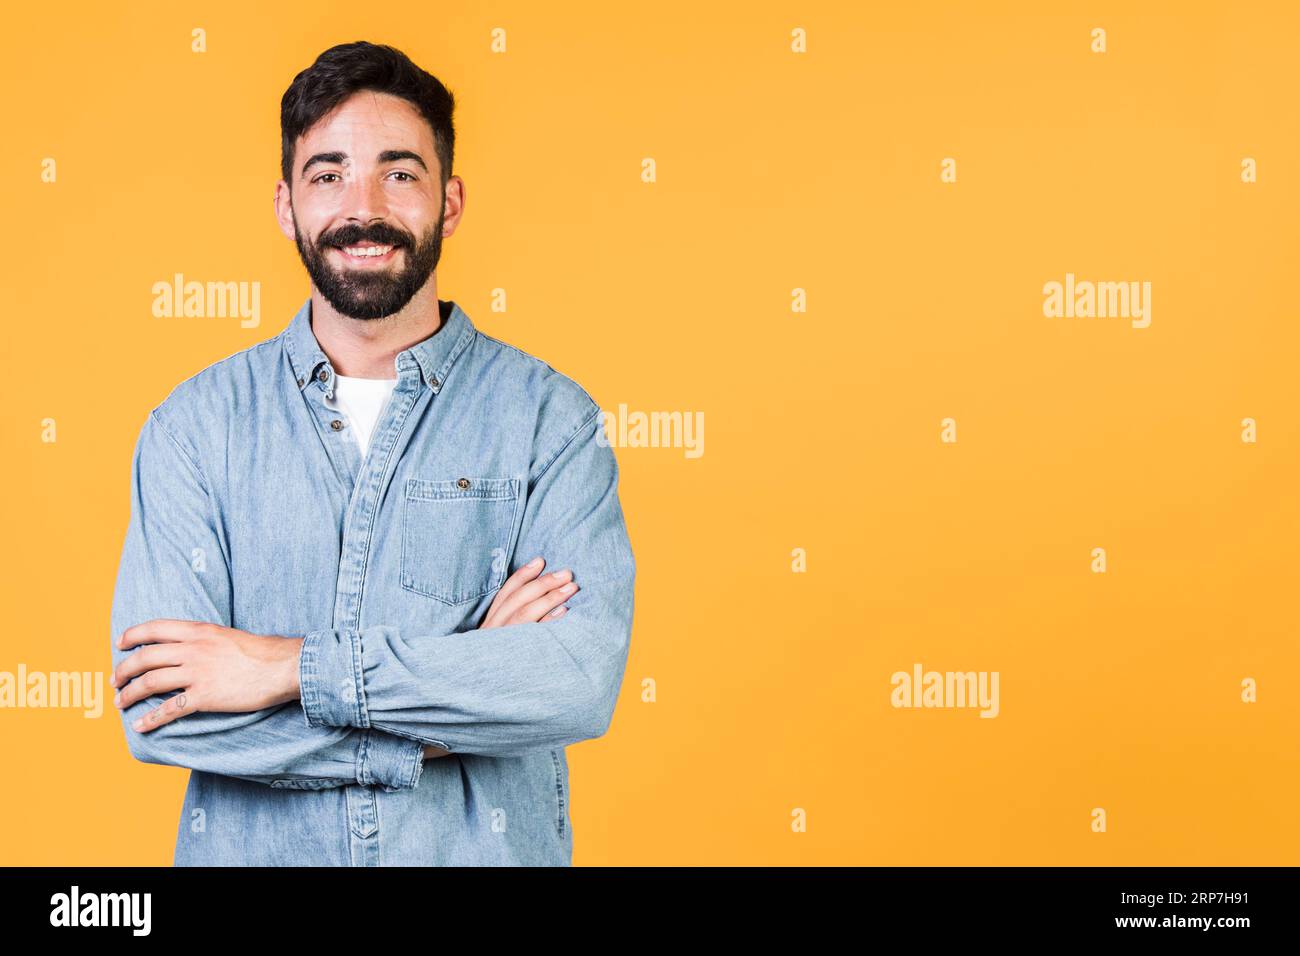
[112,620,302,732]
[479,555,579,629]
[423,557,579,759]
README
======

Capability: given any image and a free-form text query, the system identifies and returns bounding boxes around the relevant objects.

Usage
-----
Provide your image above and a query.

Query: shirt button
[428,375,440,388]
[456,477,471,489]
[330,419,344,431]
[317,367,329,382]
[296,377,304,387]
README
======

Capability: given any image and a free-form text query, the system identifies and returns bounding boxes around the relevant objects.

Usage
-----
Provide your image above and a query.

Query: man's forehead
[310,91,425,134]
[298,99,433,163]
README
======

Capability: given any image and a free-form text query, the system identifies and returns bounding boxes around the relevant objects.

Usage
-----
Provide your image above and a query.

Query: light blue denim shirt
[109,297,636,866]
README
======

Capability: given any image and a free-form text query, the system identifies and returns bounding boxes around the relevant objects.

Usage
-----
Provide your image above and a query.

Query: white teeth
[341,245,393,257]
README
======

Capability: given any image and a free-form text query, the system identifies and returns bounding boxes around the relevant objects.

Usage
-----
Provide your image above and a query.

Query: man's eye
[311,172,413,184]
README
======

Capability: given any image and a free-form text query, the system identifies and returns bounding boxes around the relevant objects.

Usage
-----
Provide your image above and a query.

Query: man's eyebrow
[300,150,430,178]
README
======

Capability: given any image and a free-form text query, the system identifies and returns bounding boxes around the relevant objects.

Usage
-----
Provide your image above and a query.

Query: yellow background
[1,1,1296,865]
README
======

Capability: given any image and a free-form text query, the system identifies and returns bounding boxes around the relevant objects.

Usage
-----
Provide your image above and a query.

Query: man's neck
[309,283,444,379]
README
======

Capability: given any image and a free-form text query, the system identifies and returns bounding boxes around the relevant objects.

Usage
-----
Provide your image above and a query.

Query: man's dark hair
[280,41,456,193]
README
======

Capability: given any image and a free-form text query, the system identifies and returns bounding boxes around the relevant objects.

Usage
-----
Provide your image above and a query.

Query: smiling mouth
[332,243,401,263]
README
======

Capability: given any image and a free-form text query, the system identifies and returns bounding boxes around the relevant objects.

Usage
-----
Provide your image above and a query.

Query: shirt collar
[284,296,476,397]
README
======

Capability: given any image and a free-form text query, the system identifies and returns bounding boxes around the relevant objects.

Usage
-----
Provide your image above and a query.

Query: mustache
[322,229,409,249]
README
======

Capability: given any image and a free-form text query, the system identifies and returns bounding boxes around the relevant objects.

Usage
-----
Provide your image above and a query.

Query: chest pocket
[400,476,521,605]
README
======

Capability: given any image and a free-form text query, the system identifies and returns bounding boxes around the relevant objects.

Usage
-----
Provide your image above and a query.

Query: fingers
[481,557,548,628]
[494,568,577,625]
[481,558,578,628]
[507,576,578,625]
[111,644,185,692]
[118,618,209,650]
[131,690,200,733]
[494,556,548,605]
[117,666,190,713]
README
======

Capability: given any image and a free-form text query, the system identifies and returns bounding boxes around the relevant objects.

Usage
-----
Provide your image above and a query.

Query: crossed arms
[108,405,635,791]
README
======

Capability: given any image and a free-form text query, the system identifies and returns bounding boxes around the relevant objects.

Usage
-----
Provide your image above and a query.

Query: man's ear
[273,180,297,242]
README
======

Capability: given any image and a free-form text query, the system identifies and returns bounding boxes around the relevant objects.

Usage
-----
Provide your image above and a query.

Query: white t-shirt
[324,374,399,455]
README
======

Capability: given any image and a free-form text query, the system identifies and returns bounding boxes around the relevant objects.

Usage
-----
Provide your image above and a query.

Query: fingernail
[528,556,543,568]
[132,719,144,731]
[114,692,121,708]
[550,605,566,617]
[561,582,576,594]
[552,569,571,581]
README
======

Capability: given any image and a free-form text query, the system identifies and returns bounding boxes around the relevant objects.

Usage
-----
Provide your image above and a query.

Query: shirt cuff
[358,728,426,792]
[300,627,367,729]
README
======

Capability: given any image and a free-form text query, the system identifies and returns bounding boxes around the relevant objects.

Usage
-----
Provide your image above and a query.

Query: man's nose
[341,174,391,226]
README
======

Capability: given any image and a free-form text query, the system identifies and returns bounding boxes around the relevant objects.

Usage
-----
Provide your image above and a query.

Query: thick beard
[293,206,445,320]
